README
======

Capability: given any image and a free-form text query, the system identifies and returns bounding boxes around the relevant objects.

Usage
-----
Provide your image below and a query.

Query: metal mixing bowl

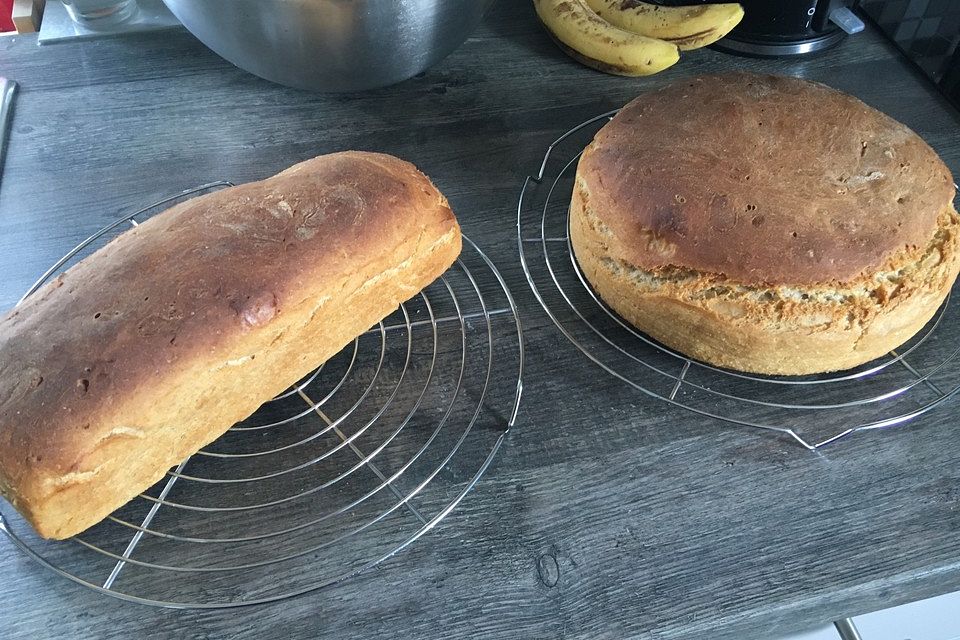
[161,0,495,92]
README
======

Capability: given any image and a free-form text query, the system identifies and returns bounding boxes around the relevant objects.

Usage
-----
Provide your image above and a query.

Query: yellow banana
[583,0,745,51]
[533,0,680,77]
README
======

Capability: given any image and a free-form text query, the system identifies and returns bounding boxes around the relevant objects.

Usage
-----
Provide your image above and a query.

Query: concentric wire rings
[0,182,524,607]
[518,111,960,450]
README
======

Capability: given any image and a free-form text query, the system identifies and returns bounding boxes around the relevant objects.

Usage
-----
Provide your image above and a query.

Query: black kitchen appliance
[860,0,960,111]
[712,0,865,56]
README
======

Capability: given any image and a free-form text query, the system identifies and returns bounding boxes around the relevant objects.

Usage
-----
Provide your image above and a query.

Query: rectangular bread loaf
[0,151,462,539]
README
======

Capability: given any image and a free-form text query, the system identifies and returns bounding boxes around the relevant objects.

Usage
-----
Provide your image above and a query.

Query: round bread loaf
[571,73,960,375]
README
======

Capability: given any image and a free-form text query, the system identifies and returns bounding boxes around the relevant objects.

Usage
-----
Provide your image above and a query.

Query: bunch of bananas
[533,0,745,76]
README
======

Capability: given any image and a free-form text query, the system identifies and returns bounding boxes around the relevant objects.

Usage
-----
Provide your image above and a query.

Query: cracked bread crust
[0,152,462,539]
[571,176,960,374]
[571,73,960,375]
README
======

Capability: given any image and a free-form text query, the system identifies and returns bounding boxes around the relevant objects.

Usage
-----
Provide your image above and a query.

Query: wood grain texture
[2,1,960,638]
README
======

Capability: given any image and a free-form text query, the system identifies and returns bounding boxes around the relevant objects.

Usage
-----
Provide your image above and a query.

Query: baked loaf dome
[571,73,960,375]
[0,152,461,539]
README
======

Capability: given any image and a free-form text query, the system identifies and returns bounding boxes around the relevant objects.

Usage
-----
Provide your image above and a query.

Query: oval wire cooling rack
[0,182,524,608]
[518,110,960,451]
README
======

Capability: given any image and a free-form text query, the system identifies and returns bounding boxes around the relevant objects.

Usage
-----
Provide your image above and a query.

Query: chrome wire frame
[518,110,960,451]
[0,183,525,607]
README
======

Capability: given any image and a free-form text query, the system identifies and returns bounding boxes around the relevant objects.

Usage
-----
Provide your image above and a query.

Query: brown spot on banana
[583,0,744,51]
[533,0,680,76]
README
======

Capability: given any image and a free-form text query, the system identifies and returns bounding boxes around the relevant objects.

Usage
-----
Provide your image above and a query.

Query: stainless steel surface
[517,110,960,451]
[716,0,859,57]
[712,32,846,56]
[40,0,180,45]
[0,78,16,186]
[62,0,137,26]
[0,184,524,607]
[834,618,864,640]
[160,0,495,91]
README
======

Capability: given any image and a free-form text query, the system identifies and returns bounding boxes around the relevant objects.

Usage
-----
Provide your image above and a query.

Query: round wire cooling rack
[0,182,524,608]
[518,110,960,451]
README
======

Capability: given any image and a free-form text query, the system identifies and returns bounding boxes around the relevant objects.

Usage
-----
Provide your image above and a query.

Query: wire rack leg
[374,308,511,334]
[834,618,863,640]
[102,458,190,589]
[892,350,946,396]
[669,361,691,401]
[298,389,429,526]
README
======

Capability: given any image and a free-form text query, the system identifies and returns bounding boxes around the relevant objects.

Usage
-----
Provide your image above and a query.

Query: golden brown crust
[571,176,960,374]
[579,73,956,286]
[0,151,462,538]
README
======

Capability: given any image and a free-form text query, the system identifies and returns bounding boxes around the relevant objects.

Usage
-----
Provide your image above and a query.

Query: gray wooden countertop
[2,2,960,638]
